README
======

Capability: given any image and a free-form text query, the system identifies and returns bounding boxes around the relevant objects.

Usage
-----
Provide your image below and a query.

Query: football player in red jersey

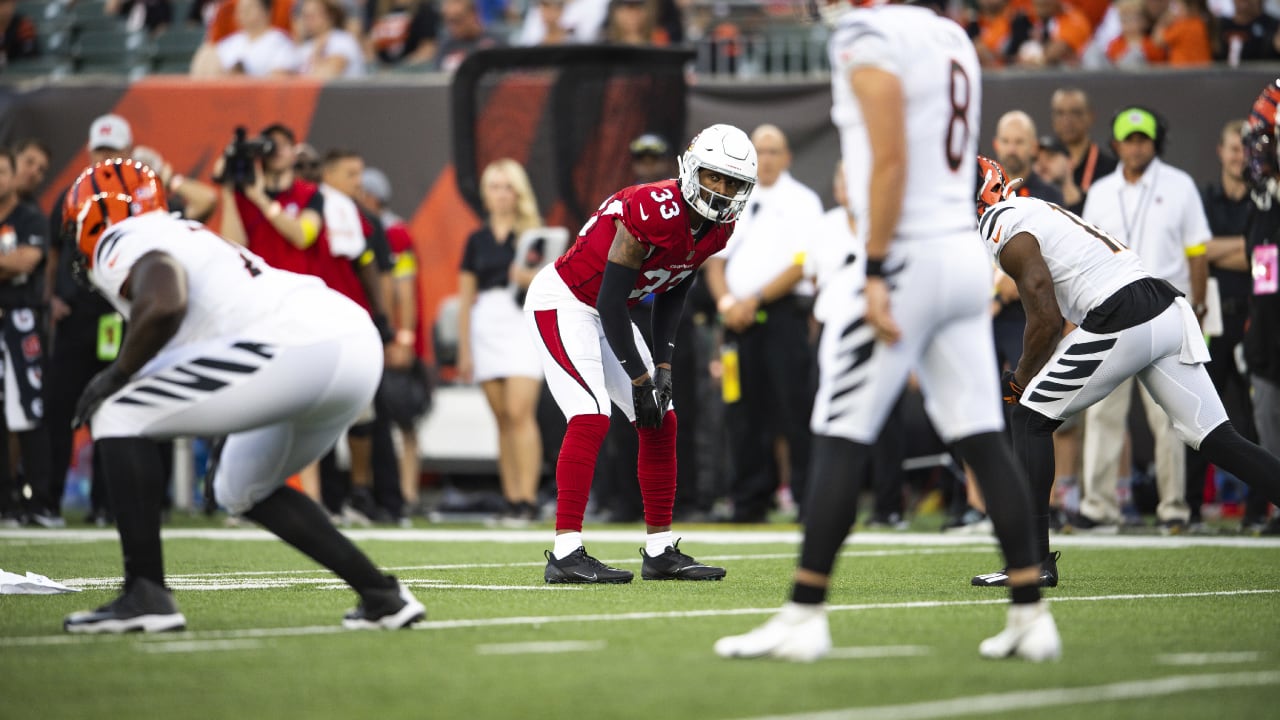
[525,124,757,583]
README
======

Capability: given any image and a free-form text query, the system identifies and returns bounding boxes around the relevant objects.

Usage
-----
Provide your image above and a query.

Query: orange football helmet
[1244,79,1280,191]
[64,159,167,268]
[975,155,1010,217]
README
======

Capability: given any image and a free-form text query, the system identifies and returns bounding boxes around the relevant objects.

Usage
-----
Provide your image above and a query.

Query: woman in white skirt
[457,159,546,525]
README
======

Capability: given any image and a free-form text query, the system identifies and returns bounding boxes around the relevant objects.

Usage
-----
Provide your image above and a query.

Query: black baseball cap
[629,133,670,158]
[1038,135,1069,156]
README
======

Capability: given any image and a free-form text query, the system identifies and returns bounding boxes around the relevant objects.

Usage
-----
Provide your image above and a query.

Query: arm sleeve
[597,260,648,381]
[1181,177,1213,248]
[650,273,693,366]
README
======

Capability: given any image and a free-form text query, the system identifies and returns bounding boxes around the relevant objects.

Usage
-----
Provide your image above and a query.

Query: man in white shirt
[703,124,823,522]
[1079,106,1211,533]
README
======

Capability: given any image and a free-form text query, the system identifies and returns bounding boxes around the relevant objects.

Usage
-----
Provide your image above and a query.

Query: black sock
[1011,585,1041,605]
[1009,404,1061,560]
[952,432,1037,573]
[796,435,871,580]
[244,486,394,594]
[96,438,168,587]
[1200,421,1280,507]
[791,583,826,605]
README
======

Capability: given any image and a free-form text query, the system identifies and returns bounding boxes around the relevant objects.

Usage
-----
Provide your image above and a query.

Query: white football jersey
[978,196,1149,325]
[806,206,864,324]
[90,211,329,348]
[829,5,980,242]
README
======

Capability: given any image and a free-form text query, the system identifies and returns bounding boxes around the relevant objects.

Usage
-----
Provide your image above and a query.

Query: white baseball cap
[88,114,133,152]
[361,167,392,204]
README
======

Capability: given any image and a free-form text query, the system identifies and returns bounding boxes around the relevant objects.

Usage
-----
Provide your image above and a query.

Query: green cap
[1113,108,1158,142]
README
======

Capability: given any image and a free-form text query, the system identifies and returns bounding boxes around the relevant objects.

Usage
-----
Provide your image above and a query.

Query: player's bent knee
[214,475,282,516]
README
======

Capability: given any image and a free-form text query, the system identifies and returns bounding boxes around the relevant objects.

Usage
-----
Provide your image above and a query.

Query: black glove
[1001,370,1024,406]
[73,363,132,429]
[654,366,673,416]
[632,379,664,429]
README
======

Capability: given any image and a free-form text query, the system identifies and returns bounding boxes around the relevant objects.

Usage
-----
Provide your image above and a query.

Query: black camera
[214,126,276,189]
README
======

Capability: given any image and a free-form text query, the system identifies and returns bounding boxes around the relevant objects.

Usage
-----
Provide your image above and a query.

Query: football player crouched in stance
[523,124,757,583]
[969,156,1280,587]
[62,159,424,633]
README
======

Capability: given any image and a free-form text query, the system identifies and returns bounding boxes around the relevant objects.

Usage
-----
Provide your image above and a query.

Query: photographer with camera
[218,123,323,279]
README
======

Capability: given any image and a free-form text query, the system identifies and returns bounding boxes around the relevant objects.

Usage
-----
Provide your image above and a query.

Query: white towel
[1173,297,1211,365]
[0,568,79,594]
[320,184,366,259]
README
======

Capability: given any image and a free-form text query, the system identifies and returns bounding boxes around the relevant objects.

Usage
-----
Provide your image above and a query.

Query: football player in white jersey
[971,156,1280,585]
[716,0,1059,663]
[61,159,425,633]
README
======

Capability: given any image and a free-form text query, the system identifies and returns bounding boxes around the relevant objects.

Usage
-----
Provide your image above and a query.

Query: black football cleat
[971,551,1060,588]
[64,577,186,634]
[343,577,426,629]
[544,547,634,584]
[640,539,726,581]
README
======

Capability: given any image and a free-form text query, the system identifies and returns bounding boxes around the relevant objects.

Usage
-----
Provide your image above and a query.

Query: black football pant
[726,297,814,521]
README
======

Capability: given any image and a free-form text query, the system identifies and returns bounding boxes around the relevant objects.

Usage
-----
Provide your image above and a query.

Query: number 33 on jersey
[555,178,736,306]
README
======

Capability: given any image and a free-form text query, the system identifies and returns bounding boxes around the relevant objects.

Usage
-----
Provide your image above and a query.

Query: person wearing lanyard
[1241,80,1280,534]
[1050,88,1118,209]
[1077,106,1210,534]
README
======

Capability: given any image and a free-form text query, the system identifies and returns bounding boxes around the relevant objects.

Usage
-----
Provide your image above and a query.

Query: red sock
[555,414,610,532]
[636,410,677,528]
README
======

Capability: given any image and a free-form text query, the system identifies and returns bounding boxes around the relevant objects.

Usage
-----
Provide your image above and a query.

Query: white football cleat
[714,603,832,662]
[979,601,1061,662]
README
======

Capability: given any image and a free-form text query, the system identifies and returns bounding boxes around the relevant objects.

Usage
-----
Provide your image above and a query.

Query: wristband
[865,258,886,278]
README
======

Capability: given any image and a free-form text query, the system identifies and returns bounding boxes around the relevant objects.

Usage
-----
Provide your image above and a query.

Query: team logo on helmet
[975,155,1013,217]
[678,124,758,223]
[63,158,167,269]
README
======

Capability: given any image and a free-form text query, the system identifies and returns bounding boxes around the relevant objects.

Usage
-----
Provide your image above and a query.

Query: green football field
[1,521,1277,720]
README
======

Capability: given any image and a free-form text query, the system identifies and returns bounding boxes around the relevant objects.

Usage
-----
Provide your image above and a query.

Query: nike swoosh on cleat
[573,571,598,580]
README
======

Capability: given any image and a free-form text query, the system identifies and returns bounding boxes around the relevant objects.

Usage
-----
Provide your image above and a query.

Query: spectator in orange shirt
[206,0,293,43]
[604,0,669,46]
[965,0,1033,67]
[1151,0,1214,65]
[1106,0,1165,66]
[1017,0,1094,66]
[1072,0,1112,28]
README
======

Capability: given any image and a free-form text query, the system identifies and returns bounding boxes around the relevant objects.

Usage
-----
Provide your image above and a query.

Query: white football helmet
[678,124,758,224]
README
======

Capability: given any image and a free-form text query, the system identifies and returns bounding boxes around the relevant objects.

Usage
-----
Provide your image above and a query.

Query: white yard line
[474,640,607,656]
[825,646,931,660]
[135,639,263,654]
[738,671,1280,720]
[3,587,1276,648]
[1155,651,1266,666]
[3,527,1280,549]
[55,547,991,588]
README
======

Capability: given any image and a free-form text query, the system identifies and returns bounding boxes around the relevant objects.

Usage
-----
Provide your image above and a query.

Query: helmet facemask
[677,124,758,224]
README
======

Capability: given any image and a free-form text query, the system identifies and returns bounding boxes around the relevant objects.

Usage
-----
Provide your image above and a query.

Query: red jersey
[555,179,735,307]
[306,209,370,312]
[236,179,316,276]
